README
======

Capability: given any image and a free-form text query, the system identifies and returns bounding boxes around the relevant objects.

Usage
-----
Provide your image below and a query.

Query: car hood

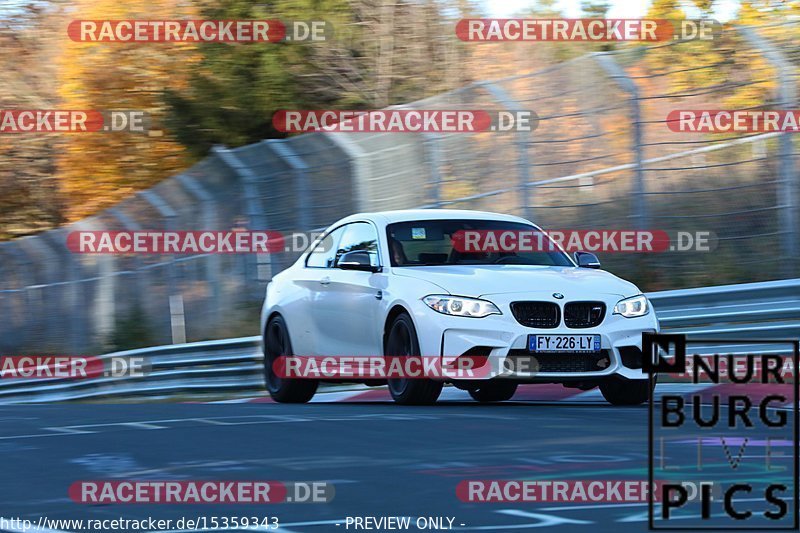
[392,265,640,299]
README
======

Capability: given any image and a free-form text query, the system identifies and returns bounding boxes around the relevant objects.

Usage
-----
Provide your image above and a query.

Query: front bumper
[410,293,659,382]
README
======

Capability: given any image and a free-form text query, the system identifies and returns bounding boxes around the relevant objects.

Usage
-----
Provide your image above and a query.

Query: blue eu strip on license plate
[528,334,601,353]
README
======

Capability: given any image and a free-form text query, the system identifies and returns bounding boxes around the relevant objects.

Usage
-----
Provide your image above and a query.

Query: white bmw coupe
[260,209,659,405]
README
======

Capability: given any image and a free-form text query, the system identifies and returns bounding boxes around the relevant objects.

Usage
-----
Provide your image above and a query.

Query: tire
[600,376,652,406]
[385,313,443,405]
[263,315,318,403]
[469,381,518,403]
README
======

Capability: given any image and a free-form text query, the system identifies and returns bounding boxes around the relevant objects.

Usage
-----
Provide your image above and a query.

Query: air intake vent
[510,301,560,328]
[564,301,606,328]
[506,350,611,373]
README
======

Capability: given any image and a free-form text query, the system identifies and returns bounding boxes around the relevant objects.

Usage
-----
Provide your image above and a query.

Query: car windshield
[386,219,574,267]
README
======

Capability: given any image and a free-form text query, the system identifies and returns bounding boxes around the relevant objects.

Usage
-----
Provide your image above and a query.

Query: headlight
[423,295,501,318]
[613,294,650,318]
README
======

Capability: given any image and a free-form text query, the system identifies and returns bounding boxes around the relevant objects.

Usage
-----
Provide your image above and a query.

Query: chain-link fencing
[1,24,797,354]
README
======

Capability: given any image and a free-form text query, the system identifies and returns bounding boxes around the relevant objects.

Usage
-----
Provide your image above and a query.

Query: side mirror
[574,251,601,269]
[338,251,381,273]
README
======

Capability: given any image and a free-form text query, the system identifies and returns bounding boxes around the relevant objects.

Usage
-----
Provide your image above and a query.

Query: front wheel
[469,381,518,402]
[385,313,442,405]
[599,376,652,406]
[263,316,318,403]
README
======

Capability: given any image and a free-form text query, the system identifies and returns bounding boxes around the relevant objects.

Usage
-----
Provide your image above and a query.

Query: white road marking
[186,418,237,425]
[0,413,470,440]
[42,427,93,435]
[119,422,167,429]
[453,509,592,529]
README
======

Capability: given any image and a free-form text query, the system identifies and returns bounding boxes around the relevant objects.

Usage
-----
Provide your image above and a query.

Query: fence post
[175,173,222,327]
[108,208,142,345]
[264,139,313,272]
[15,237,55,348]
[264,139,312,230]
[212,145,271,299]
[480,82,532,221]
[39,229,87,354]
[738,26,798,277]
[594,52,647,231]
[0,251,10,351]
[422,133,444,207]
[0,243,34,351]
[323,133,370,212]
[140,189,184,344]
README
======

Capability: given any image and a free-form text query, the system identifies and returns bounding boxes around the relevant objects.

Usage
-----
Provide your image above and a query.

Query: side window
[305,226,346,268]
[334,222,380,267]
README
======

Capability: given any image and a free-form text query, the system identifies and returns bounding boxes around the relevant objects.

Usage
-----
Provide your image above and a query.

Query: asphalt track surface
[0,391,795,533]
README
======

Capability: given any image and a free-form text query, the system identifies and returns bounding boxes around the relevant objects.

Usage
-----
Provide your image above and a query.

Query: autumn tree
[57,0,199,220]
[0,2,64,238]
[165,0,472,155]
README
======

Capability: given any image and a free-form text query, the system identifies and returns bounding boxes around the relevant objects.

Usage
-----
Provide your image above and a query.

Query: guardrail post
[479,82,532,221]
[738,26,798,277]
[594,52,647,231]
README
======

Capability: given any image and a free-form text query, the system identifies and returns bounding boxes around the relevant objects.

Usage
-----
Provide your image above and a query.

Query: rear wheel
[600,376,652,406]
[469,381,518,402]
[385,313,442,405]
[263,315,318,403]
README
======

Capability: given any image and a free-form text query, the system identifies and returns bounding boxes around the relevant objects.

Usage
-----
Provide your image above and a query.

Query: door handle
[319,277,331,286]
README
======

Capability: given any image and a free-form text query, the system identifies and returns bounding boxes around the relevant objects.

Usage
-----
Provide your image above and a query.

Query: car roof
[334,209,533,226]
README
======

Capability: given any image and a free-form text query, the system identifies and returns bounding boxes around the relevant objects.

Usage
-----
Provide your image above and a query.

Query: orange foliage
[57,0,200,220]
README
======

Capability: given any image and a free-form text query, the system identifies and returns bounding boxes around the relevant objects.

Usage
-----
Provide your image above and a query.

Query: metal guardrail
[1,279,797,403]
[0,337,262,403]
[648,278,800,355]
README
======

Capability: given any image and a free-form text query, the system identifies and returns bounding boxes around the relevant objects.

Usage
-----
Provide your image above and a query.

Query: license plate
[529,334,601,353]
